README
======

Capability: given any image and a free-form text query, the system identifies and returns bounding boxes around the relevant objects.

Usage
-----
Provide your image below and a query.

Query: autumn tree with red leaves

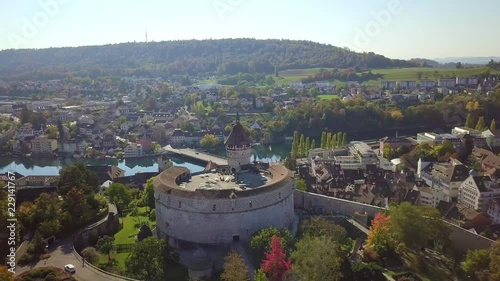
[366,213,393,256]
[261,235,291,281]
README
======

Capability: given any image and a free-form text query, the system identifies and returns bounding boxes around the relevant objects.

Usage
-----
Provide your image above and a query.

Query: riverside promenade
[163,145,228,166]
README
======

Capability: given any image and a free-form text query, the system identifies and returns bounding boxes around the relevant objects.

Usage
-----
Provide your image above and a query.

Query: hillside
[0,39,416,81]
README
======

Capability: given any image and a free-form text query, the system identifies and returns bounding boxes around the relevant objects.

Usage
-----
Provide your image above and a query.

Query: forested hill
[0,38,416,80]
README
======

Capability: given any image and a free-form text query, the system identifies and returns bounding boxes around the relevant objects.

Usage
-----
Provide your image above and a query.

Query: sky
[1,0,499,59]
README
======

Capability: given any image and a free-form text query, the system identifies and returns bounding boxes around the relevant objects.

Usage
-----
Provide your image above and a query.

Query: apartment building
[31,135,57,154]
[460,175,500,212]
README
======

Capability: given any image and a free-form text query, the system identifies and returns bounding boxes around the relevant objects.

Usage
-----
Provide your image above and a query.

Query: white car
[64,264,76,273]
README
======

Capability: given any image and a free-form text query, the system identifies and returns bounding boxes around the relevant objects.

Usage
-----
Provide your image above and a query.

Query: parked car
[64,264,76,273]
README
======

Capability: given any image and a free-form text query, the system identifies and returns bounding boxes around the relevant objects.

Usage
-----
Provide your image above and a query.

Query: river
[0,127,432,177]
[0,144,292,176]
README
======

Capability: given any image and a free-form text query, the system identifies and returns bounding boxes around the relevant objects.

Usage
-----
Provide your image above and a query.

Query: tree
[336,132,343,147]
[465,113,476,129]
[291,131,299,158]
[96,235,115,262]
[251,228,295,258]
[295,178,307,192]
[57,119,65,140]
[320,131,327,149]
[461,249,490,279]
[59,164,99,195]
[305,137,310,156]
[81,247,99,265]
[141,178,156,210]
[45,125,58,139]
[105,183,132,210]
[298,134,305,157]
[254,269,268,281]
[300,217,350,247]
[331,133,337,149]
[261,235,291,281]
[456,62,463,69]
[389,203,450,250]
[200,134,219,149]
[64,187,89,220]
[491,119,497,131]
[291,236,344,281]
[0,266,14,281]
[125,238,170,281]
[310,139,316,150]
[489,240,500,281]
[352,262,385,281]
[366,213,393,256]
[341,132,347,146]
[221,251,249,281]
[476,116,487,131]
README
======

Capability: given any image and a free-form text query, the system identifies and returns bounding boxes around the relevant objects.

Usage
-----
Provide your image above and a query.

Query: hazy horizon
[2,0,500,60]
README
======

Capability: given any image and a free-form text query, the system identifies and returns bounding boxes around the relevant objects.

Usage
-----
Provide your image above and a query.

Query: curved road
[15,204,128,281]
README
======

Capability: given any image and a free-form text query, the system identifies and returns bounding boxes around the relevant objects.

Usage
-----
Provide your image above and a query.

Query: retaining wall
[293,190,494,252]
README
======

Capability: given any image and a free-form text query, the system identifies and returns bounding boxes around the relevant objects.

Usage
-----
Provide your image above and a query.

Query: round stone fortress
[154,115,295,247]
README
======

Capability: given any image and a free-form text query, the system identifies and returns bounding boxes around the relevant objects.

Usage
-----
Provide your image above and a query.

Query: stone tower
[225,113,251,173]
[158,154,172,172]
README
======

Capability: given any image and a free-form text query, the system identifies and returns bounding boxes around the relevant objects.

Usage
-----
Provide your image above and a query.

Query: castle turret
[225,113,251,173]
[158,154,172,172]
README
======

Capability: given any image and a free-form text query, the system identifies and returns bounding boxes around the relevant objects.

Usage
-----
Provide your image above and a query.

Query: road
[15,236,122,281]
[15,204,127,281]
[164,145,228,166]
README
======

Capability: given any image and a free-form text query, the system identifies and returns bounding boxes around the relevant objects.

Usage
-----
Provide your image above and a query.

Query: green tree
[64,187,90,220]
[476,116,487,131]
[57,119,65,140]
[300,217,350,247]
[310,139,316,150]
[389,203,450,250]
[341,132,347,146]
[125,238,170,281]
[465,113,477,128]
[45,125,58,139]
[291,131,299,158]
[200,134,219,149]
[336,132,342,147]
[491,119,497,131]
[305,137,310,157]
[105,183,132,210]
[141,178,156,210]
[295,178,307,192]
[58,164,99,195]
[254,269,268,281]
[251,228,295,258]
[96,235,115,262]
[461,249,490,280]
[291,236,344,281]
[81,247,99,265]
[321,131,327,149]
[331,133,336,149]
[299,134,305,157]
[221,251,249,281]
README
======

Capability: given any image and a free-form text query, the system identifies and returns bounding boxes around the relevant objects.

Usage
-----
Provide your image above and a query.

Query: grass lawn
[114,207,152,244]
[364,67,500,86]
[317,94,340,100]
[273,66,500,86]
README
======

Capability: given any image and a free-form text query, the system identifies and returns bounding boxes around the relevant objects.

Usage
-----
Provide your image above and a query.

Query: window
[178,201,182,208]
[213,204,216,211]
[249,201,252,207]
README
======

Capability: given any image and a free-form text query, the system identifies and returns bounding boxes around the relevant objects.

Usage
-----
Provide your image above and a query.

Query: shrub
[362,248,380,263]
[81,246,99,265]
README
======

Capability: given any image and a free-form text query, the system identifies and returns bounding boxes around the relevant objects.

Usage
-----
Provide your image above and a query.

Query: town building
[438,78,456,88]
[459,175,500,212]
[15,123,35,140]
[482,129,500,150]
[31,135,57,154]
[416,132,463,152]
[400,81,417,89]
[124,143,143,158]
[379,136,415,157]
[418,159,470,200]
[420,80,436,88]
[487,199,500,224]
[381,81,397,89]
[58,139,87,154]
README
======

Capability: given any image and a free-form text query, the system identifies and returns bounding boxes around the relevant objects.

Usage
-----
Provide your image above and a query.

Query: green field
[114,207,152,244]
[275,66,500,87]
[317,94,340,100]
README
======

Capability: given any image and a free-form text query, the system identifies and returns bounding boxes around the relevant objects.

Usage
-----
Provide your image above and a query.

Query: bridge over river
[163,145,228,166]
